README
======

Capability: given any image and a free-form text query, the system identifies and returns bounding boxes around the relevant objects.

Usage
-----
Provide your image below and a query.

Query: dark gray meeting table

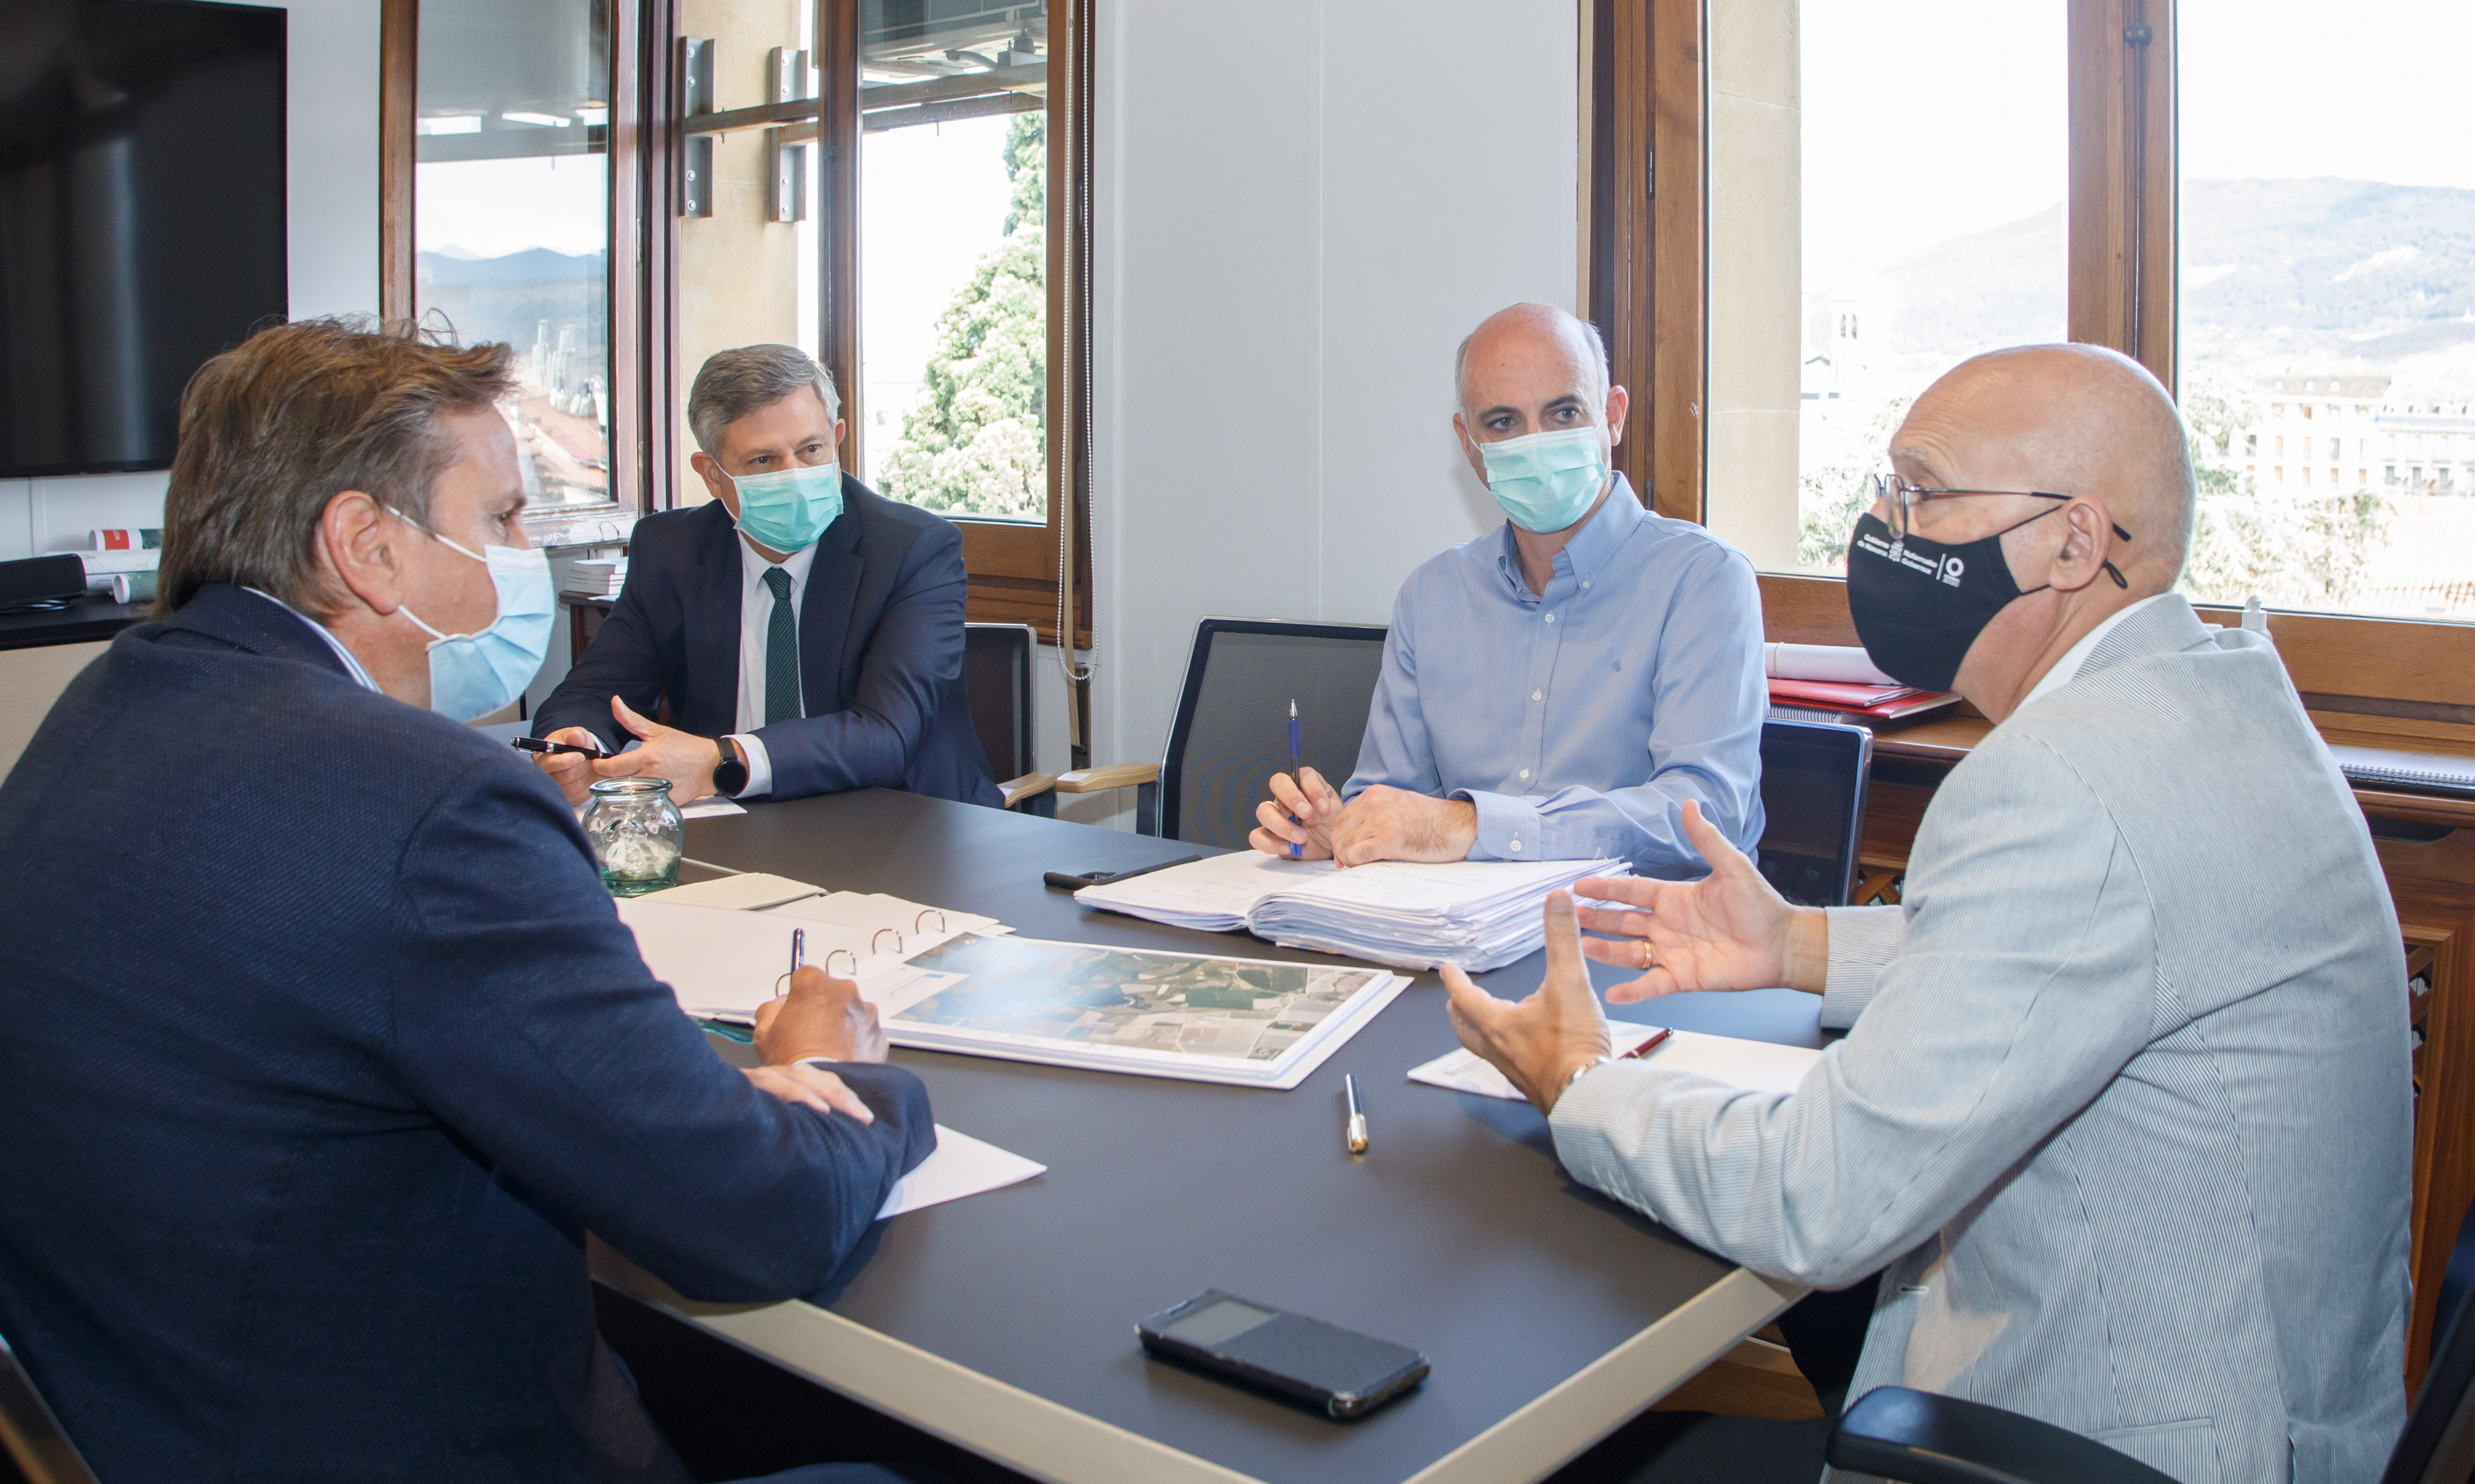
[593,789,1827,1484]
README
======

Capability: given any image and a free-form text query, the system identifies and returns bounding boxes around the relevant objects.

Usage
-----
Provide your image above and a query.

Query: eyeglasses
[1864,472,2132,589]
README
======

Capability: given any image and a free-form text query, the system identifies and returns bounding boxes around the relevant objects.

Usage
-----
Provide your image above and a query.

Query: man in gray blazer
[1446,344,2411,1482]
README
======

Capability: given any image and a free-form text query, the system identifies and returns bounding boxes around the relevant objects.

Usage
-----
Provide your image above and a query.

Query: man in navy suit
[529,344,1000,809]
[0,318,931,1483]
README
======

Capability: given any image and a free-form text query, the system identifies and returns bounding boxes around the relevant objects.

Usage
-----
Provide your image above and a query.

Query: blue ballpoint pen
[1288,699,1304,858]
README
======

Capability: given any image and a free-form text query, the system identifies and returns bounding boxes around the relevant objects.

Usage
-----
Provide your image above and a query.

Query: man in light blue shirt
[1250,303,1766,877]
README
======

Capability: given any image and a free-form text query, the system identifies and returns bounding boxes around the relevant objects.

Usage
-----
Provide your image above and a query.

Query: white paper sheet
[878,1125,1046,1217]
[1764,642,1897,686]
[677,797,747,819]
[639,872,825,911]
[1408,1024,1824,1101]
[763,891,1008,952]
[1071,850,1325,925]
[615,899,877,1017]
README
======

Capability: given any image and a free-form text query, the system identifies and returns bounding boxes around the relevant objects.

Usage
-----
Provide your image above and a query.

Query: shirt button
[1519,769,1530,780]
[1582,580,1592,589]
[1544,613,1556,624]
[1532,689,1543,702]
[1509,839,1522,852]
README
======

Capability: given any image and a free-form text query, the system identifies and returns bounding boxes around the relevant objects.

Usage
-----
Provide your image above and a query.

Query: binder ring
[825,948,858,977]
[916,909,947,934]
[871,928,904,954]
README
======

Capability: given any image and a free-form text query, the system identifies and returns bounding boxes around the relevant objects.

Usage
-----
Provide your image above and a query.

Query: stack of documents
[563,557,627,597]
[1075,851,1629,972]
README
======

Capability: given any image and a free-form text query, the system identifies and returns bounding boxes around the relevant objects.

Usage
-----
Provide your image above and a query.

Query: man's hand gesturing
[1440,891,1614,1115]
[1574,800,1829,1001]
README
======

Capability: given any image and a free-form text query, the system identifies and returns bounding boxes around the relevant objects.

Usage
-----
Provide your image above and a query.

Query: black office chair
[0,1328,99,1484]
[1754,718,1873,907]
[1055,619,1389,847]
[962,622,1056,814]
[1825,1197,2475,1484]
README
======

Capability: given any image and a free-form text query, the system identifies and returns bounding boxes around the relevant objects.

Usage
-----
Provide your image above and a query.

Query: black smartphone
[1043,852,1201,892]
[511,735,607,760]
[1136,1290,1428,1420]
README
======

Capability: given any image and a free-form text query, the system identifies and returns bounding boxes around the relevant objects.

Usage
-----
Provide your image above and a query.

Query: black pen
[1344,1073,1368,1155]
[511,735,607,760]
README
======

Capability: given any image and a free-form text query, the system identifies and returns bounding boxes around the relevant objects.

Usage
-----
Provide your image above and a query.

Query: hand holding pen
[1250,764,1341,861]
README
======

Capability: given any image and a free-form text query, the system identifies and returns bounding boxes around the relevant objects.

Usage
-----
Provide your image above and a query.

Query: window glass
[2177,0,2475,620]
[415,0,614,510]
[858,1,1048,522]
[1703,0,2067,573]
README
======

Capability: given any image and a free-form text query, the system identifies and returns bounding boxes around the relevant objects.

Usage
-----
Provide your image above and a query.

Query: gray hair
[1454,308,1612,415]
[687,344,841,455]
[156,317,515,621]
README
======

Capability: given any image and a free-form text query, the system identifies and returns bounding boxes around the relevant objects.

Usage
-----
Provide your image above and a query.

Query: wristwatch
[1559,1053,1613,1099]
[711,737,748,797]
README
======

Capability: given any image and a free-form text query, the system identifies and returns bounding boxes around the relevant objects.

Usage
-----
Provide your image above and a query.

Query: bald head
[1895,344,2194,591]
[1455,303,1611,418]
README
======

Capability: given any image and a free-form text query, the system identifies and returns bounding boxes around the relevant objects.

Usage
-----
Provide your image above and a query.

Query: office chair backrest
[0,1329,99,1484]
[2383,1198,2475,1484]
[962,623,1039,781]
[1160,619,1389,850]
[1755,719,1873,908]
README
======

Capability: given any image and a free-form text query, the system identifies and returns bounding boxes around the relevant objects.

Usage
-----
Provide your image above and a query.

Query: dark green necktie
[761,566,800,724]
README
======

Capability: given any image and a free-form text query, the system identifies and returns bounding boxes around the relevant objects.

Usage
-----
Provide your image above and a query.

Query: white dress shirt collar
[243,588,380,692]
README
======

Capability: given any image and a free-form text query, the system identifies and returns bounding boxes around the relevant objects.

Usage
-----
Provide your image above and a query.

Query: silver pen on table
[1344,1073,1368,1155]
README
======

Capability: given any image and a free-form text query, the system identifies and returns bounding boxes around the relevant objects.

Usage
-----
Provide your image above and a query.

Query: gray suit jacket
[1551,595,2411,1483]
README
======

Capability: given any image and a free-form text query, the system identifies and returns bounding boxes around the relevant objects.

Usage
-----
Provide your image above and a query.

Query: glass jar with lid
[582,777,684,896]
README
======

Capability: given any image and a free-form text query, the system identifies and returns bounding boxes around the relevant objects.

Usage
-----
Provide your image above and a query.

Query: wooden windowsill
[1859,713,2475,829]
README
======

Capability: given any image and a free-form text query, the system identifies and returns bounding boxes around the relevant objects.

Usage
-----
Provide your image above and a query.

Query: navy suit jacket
[0,585,934,1484]
[535,480,1001,807]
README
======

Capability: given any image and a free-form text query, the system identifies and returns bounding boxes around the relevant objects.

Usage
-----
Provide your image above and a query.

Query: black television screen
[0,0,286,478]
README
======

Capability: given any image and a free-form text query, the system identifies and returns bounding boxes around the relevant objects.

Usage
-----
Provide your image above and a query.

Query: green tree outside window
[877,113,1047,520]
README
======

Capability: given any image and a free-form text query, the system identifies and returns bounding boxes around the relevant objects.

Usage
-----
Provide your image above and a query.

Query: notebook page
[1075,850,1334,917]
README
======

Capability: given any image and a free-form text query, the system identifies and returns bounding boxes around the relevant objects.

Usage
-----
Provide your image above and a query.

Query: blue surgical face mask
[1474,424,1611,534]
[728,462,843,552]
[399,531,555,722]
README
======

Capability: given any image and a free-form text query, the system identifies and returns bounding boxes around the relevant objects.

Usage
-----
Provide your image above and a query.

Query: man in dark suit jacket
[530,344,999,809]
[0,318,929,1483]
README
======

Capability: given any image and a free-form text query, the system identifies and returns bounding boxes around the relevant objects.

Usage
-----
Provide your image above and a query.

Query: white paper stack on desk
[1074,851,1630,972]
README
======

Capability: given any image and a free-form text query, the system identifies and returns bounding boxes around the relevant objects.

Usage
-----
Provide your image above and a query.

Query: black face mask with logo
[1843,509,2058,691]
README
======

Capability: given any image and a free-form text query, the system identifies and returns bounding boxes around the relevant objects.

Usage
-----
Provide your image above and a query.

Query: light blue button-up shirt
[1343,474,1766,877]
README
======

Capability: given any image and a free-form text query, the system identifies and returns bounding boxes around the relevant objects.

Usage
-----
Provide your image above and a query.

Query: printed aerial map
[893,935,1388,1062]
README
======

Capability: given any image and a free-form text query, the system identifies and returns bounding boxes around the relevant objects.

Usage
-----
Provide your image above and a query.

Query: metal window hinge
[2124,23,2153,45]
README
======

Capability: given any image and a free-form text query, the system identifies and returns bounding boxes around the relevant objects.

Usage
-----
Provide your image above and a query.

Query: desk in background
[596,789,1823,1484]
[0,593,146,778]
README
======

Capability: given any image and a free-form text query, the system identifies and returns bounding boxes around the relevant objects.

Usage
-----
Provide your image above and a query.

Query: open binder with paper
[1073,851,1630,972]
[615,873,1403,1089]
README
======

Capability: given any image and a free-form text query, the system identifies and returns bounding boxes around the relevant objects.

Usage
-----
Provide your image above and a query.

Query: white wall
[1060,0,1580,827]
[0,0,381,564]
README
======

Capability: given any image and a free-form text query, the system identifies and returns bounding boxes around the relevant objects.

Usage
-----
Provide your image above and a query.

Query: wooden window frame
[377,0,1093,654]
[380,0,648,523]
[807,0,1095,651]
[1586,0,2475,744]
